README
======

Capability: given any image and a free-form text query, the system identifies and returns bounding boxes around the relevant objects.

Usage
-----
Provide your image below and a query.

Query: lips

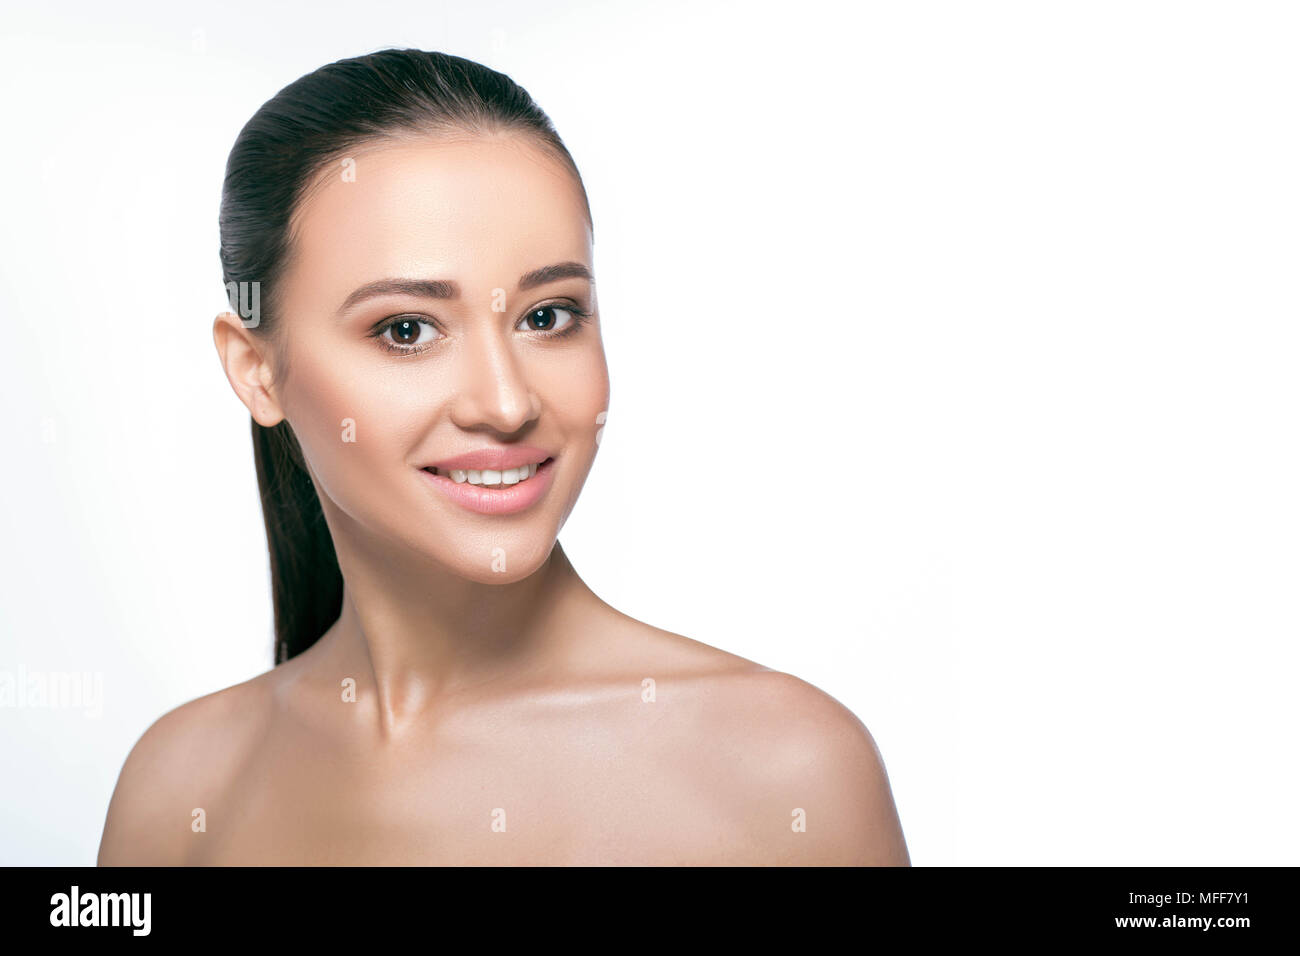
[418,455,557,515]
[424,444,554,473]
[427,458,551,486]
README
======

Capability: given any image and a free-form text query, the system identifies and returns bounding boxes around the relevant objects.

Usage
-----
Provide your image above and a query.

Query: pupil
[530,308,552,330]
[395,320,415,342]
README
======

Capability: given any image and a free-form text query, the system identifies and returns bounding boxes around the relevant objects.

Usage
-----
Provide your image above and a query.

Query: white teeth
[440,461,544,487]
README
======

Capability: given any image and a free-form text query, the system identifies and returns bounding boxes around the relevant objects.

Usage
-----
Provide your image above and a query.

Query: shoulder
[565,607,910,864]
[678,667,911,865]
[97,671,276,866]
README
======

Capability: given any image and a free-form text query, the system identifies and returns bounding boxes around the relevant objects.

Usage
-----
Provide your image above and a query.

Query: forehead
[285,134,591,292]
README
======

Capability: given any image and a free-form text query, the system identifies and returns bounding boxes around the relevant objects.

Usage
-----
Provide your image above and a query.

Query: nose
[448,321,541,435]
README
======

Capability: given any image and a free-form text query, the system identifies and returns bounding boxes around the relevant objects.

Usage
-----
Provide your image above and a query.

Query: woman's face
[263,133,608,582]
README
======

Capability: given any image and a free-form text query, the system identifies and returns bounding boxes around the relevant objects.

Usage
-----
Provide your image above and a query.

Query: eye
[378,316,440,351]
[519,304,581,334]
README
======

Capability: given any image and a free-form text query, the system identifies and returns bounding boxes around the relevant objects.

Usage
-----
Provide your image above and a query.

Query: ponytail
[250,418,342,664]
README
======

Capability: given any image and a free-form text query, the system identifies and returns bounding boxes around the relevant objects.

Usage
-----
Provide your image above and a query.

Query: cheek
[586,354,612,441]
[282,347,423,511]
[552,342,611,435]
[547,346,610,528]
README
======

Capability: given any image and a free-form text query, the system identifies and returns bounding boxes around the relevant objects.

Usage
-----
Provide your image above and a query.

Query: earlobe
[211,311,286,428]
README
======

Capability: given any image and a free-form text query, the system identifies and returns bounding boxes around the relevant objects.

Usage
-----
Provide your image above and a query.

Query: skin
[97,132,910,865]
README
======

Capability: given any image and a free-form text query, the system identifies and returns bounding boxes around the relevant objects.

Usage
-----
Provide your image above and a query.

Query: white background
[1,0,1296,866]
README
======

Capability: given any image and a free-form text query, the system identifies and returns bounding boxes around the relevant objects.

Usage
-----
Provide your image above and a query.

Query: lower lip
[418,458,556,515]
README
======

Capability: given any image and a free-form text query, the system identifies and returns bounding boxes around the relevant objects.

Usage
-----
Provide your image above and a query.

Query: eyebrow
[336,261,594,315]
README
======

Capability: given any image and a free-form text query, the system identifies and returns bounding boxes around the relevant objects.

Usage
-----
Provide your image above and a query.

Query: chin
[428,531,558,583]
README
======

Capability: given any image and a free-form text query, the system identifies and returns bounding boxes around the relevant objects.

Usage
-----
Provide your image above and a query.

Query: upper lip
[424,445,554,472]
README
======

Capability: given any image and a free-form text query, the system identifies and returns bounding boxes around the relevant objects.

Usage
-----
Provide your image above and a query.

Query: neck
[314,532,594,738]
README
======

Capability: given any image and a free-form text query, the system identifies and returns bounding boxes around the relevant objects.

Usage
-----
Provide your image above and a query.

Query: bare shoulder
[96,667,279,866]
[699,668,910,865]
[601,613,909,865]
[642,642,909,868]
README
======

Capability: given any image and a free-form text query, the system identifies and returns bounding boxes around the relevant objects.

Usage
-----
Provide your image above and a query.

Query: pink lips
[425,444,553,473]
[418,452,556,516]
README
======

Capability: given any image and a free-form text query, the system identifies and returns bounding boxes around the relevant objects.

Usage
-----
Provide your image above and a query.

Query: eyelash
[369,303,592,356]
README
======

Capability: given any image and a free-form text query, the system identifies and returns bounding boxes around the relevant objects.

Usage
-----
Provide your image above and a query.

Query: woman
[97,48,909,866]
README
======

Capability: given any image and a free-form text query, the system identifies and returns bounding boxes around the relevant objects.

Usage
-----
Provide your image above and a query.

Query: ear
[212,312,285,427]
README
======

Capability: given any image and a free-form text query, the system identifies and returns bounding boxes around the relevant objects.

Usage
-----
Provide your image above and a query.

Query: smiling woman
[95,47,909,867]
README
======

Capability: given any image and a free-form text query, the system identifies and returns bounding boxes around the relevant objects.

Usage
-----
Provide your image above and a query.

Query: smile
[419,457,556,515]
[428,459,549,489]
